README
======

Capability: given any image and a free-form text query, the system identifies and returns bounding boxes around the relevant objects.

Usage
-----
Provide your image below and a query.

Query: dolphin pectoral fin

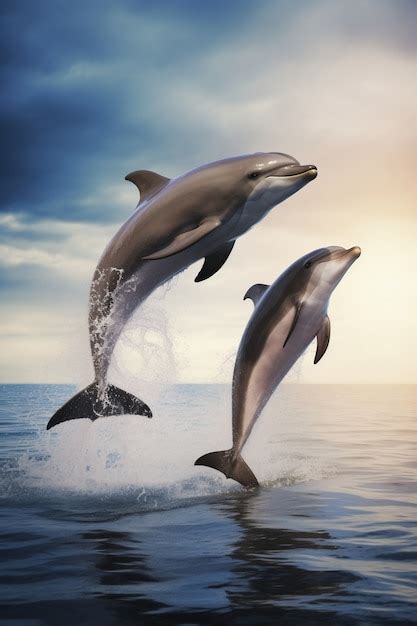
[46,382,152,430]
[314,315,331,364]
[283,301,303,347]
[195,449,259,489]
[125,169,170,203]
[243,283,269,307]
[143,218,221,260]
[194,240,235,282]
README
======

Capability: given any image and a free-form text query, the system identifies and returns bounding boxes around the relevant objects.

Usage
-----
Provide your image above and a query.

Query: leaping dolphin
[47,152,317,430]
[195,245,361,488]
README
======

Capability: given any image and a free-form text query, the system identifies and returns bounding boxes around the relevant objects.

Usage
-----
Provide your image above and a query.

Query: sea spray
[2,383,336,513]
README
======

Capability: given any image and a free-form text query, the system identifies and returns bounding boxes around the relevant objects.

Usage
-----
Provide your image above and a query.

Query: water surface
[0,384,416,624]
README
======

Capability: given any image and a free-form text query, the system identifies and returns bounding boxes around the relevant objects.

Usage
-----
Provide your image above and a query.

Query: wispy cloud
[0,213,115,278]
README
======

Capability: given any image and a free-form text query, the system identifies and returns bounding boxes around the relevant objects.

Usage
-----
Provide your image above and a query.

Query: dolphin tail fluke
[46,382,152,430]
[194,449,259,489]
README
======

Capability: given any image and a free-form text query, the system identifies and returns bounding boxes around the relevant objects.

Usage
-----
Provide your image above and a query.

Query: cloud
[0,213,116,279]
[2,0,416,222]
[0,0,254,221]
[0,243,76,269]
[0,214,23,231]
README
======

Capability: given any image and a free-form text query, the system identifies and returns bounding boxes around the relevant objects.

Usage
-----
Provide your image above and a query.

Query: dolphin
[47,152,317,430]
[195,245,361,488]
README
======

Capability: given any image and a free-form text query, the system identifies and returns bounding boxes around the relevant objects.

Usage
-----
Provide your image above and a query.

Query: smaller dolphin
[195,246,361,488]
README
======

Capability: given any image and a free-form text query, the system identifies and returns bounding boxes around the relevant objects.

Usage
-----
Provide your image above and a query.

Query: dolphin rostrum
[47,152,317,430]
[195,245,361,488]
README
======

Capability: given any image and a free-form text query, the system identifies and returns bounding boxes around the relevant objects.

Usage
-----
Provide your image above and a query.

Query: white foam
[2,381,337,516]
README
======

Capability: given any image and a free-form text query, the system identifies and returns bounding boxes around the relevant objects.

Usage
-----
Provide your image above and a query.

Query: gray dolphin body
[47,152,317,429]
[195,245,361,488]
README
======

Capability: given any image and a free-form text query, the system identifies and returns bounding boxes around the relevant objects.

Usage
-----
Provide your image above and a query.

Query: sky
[1,0,416,385]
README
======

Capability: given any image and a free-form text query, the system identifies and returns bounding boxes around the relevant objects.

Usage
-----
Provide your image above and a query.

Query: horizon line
[0,382,415,387]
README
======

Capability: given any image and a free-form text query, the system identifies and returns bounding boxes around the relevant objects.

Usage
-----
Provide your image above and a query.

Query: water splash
[0,384,337,519]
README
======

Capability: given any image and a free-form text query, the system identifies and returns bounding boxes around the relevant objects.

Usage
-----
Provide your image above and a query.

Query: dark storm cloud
[1,5,152,221]
[1,0,414,223]
[0,0,255,222]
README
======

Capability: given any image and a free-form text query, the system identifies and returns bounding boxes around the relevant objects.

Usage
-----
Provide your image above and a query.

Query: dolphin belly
[233,308,294,454]
[233,305,322,455]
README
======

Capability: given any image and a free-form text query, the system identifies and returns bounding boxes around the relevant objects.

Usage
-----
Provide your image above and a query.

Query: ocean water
[0,383,416,625]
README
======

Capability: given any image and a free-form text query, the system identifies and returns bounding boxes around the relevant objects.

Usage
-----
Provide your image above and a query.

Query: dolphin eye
[304,260,312,269]
[248,172,259,179]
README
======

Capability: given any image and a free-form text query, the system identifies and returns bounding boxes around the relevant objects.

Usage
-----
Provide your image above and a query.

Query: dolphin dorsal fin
[125,169,170,203]
[243,283,269,307]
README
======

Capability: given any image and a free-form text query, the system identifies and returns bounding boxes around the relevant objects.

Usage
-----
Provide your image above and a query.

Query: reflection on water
[0,384,416,624]
[79,492,353,625]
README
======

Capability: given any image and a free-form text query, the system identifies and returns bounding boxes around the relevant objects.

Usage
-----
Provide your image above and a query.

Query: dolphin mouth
[346,246,361,258]
[315,246,361,266]
[333,246,362,260]
[267,164,317,179]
